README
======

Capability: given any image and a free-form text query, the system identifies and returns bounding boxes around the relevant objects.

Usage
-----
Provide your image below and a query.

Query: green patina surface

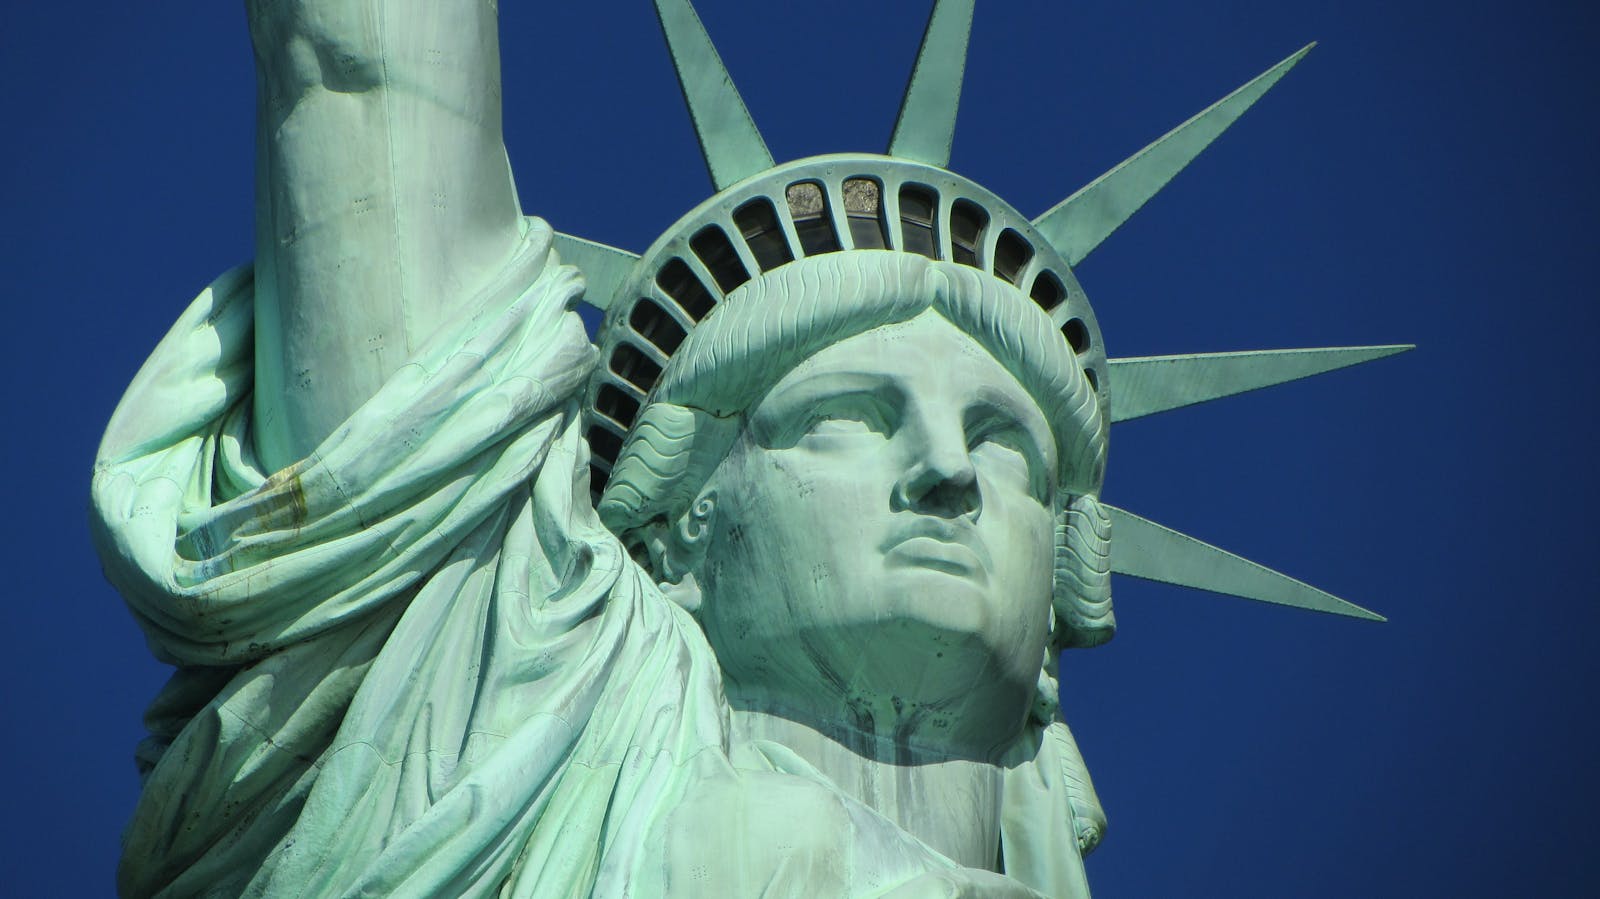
[91,1,1404,896]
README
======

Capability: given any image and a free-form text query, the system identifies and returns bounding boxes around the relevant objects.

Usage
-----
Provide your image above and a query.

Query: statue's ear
[649,491,717,613]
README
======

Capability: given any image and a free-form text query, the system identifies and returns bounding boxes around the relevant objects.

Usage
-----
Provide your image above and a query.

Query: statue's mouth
[881,521,990,582]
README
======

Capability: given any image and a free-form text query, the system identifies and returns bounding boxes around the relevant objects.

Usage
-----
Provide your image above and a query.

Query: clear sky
[2,1,1596,895]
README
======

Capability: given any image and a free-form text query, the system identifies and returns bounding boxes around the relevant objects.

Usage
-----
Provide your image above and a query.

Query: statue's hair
[597,251,1114,650]
[1054,493,1115,649]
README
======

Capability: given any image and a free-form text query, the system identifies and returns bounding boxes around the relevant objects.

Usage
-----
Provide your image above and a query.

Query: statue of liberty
[90,1,1403,895]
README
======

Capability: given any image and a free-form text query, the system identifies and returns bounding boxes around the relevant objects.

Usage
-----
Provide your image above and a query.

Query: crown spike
[1107,505,1384,621]
[653,0,774,190]
[888,0,976,167]
[1034,43,1314,267]
[1109,344,1413,423]
[554,232,640,312]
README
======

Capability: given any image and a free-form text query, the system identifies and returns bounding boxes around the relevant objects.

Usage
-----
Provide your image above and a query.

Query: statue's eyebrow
[755,371,900,419]
[963,384,1057,471]
[749,371,902,445]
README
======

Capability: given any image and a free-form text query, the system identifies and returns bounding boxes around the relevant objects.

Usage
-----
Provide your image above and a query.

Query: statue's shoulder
[650,765,855,895]
[643,760,948,897]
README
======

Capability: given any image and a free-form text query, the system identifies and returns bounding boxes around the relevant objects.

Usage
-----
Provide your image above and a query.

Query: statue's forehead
[771,310,1031,395]
[755,311,1056,456]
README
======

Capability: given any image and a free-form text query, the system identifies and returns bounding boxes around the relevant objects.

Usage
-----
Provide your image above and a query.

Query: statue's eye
[798,395,892,441]
[806,417,875,436]
[970,426,1048,501]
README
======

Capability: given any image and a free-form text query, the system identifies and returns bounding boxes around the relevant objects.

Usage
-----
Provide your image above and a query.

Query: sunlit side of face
[691,310,1058,753]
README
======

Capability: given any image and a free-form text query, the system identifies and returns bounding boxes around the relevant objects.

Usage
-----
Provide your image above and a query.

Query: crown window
[950,199,988,268]
[1063,318,1091,354]
[787,181,841,256]
[594,383,641,429]
[656,258,716,321]
[842,178,889,250]
[1030,270,1065,313]
[993,228,1033,284]
[690,225,750,294]
[586,426,624,471]
[609,343,663,392]
[629,296,690,354]
[734,198,794,272]
[898,184,939,259]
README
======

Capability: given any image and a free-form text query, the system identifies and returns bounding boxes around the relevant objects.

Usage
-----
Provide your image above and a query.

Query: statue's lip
[881,521,990,582]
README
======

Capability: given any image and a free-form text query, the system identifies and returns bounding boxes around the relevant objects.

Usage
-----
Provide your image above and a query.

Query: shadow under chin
[717,618,1041,764]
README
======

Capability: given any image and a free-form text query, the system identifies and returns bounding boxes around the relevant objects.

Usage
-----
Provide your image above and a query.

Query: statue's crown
[582,153,1106,493]
[555,0,1395,621]
[563,0,1308,496]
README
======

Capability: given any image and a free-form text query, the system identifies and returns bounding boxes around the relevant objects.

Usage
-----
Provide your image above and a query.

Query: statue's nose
[891,426,981,520]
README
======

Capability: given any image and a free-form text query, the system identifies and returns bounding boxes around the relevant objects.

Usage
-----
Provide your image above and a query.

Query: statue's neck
[726,704,1004,870]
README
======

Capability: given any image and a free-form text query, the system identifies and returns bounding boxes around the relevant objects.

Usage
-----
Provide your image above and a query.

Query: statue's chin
[872,568,1047,693]
[716,613,1039,759]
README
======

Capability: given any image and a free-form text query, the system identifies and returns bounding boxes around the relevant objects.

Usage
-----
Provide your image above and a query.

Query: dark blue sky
[3,1,1596,895]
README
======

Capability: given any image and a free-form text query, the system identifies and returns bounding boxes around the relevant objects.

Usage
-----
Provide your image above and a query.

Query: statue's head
[582,157,1114,755]
[561,0,1368,854]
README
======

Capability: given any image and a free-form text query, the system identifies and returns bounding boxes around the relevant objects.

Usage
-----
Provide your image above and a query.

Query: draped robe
[92,222,1091,897]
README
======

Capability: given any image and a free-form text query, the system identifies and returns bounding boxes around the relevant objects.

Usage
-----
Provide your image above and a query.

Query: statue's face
[693,310,1057,753]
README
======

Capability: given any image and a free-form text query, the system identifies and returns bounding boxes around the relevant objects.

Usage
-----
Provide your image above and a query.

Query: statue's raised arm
[246,0,526,469]
[91,3,627,894]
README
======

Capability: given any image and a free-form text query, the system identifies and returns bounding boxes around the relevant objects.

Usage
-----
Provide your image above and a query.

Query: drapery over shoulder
[90,221,731,897]
[92,218,1098,898]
